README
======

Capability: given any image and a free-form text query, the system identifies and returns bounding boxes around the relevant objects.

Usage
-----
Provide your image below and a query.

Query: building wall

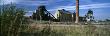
[54,10,75,22]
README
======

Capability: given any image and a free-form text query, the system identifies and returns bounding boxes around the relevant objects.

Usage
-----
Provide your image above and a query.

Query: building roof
[58,9,73,14]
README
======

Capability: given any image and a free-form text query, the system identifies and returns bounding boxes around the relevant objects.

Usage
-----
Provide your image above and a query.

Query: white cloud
[79,3,110,9]
[17,1,48,6]
[0,0,49,5]
[48,3,110,11]
[48,0,65,2]
[26,10,37,13]
[25,10,35,16]
[0,0,17,5]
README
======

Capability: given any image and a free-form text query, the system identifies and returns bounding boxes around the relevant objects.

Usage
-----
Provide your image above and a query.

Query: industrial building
[31,5,94,22]
[54,9,76,22]
[54,9,87,22]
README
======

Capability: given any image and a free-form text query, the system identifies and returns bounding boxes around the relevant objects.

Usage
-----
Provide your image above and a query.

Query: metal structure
[85,9,94,22]
[32,5,56,21]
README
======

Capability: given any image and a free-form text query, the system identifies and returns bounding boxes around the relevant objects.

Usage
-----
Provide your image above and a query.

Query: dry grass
[21,24,110,36]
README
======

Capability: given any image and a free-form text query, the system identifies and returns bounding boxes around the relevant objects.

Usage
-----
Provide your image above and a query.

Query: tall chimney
[75,0,79,23]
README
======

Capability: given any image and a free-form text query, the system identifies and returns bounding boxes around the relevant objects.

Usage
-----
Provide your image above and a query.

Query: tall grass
[21,24,110,36]
[0,5,27,36]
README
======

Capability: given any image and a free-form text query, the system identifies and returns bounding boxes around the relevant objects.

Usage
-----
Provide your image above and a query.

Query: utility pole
[75,0,79,23]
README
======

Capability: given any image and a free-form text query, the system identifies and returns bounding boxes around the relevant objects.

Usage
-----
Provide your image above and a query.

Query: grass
[20,24,110,36]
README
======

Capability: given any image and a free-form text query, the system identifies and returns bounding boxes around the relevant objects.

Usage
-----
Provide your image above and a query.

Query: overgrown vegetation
[0,5,27,36]
[20,24,110,36]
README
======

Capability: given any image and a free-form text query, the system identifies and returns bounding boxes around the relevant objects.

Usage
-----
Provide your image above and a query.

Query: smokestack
[75,0,79,23]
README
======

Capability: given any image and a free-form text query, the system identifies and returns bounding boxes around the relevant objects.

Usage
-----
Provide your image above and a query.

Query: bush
[0,5,27,36]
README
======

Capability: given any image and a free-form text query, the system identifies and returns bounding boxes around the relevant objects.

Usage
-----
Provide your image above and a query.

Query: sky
[0,0,110,20]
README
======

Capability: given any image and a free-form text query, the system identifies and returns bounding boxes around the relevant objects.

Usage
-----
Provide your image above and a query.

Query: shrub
[0,5,27,36]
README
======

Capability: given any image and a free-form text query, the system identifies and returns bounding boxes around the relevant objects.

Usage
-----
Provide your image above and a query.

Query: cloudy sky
[0,0,110,20]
